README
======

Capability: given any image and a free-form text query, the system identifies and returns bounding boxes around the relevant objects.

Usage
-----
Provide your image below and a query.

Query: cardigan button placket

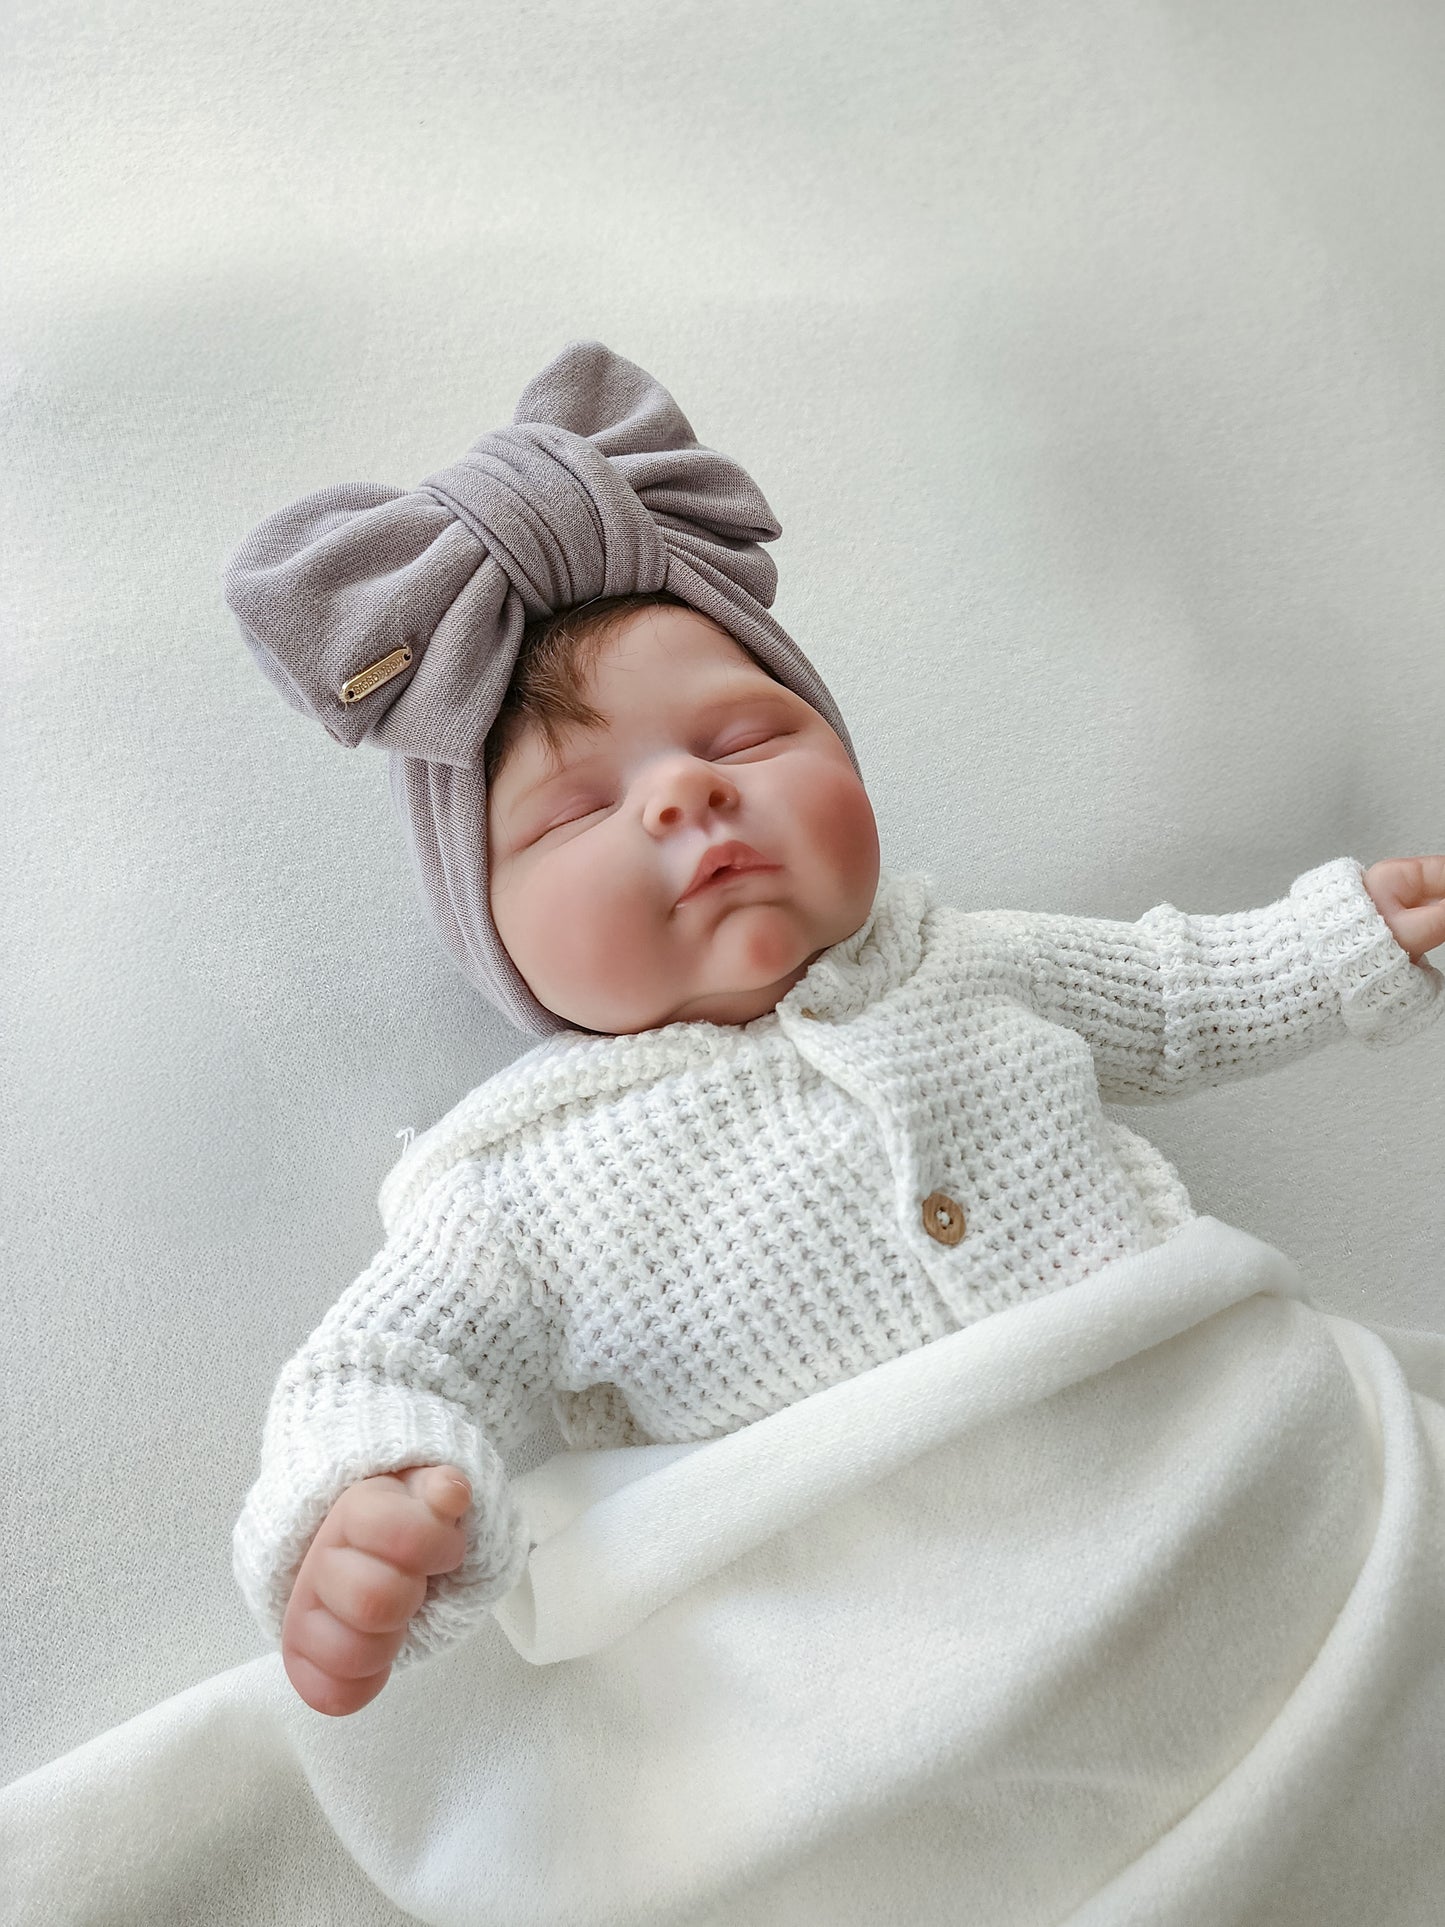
[785,1003,970,1271]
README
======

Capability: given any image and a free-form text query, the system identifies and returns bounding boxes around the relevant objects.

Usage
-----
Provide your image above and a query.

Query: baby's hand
[1363,856,1445,965]
[280,1464,472,1717]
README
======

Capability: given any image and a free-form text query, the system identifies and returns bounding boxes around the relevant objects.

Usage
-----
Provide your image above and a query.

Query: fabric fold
[492,1214,1308,1664]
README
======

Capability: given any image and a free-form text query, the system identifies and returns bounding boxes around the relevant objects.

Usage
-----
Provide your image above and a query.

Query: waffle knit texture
[232,855,1443,1669]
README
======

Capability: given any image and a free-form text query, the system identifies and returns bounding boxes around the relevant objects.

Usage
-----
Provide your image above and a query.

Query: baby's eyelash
[548,803,607,831]
[538,732,787,837]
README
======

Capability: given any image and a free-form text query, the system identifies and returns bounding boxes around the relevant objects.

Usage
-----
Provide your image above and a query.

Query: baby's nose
[648,763,739,828]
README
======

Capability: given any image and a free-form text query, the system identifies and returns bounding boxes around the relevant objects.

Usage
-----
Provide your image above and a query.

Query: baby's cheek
[540,861,671,1012]
[799,761,879,879]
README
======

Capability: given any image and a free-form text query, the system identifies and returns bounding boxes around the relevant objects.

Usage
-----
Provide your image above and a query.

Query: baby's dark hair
[483,591,776,792]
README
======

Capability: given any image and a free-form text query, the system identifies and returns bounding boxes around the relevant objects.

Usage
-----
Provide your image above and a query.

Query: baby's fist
[280,1464,472,1717]
[1363,856,1445,965]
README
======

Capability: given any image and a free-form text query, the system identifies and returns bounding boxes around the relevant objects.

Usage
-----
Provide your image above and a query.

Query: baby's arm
[978,855,1443,1106]
[233,1158,554,1689]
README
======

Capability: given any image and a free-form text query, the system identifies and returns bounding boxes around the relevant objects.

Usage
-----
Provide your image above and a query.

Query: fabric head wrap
[221,339,862,1036]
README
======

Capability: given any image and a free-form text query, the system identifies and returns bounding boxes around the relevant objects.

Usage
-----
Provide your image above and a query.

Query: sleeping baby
[223,340,1445,1719]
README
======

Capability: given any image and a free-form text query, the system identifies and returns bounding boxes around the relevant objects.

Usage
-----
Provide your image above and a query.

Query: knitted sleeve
[1010,855,1443,1106]
[231,1159,553,1673]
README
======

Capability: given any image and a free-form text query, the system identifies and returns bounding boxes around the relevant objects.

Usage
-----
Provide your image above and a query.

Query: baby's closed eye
[539,731,792,836]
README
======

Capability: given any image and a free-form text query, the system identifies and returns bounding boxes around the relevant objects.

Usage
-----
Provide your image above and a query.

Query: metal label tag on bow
[340,644,414,704]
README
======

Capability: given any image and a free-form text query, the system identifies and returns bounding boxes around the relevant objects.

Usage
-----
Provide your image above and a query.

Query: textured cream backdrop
[3,0,1443,1867]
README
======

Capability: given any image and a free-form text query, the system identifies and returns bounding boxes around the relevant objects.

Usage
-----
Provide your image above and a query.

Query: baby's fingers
[282,1641,391,1719]
[400,1464,473,1524]
[281,1559,408,1717]
[289,1602,405,1682]
[339,1470,470,1579]
[311,1545,427,1634]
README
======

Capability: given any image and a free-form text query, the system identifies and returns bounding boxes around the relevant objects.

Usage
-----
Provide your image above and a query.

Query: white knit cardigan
[233,857,1443,1670]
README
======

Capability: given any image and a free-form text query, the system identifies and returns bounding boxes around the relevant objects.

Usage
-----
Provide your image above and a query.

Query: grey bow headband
[221,338,861,1035]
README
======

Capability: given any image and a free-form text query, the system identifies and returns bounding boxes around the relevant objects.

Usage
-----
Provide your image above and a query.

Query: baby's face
[486,606,880,1034]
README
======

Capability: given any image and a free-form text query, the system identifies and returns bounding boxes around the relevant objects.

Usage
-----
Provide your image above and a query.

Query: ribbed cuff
[231,1364,530,1674]
[1289,857,1445,1051]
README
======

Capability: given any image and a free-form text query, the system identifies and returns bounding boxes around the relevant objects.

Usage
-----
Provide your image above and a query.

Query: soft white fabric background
[3,0,1442,1859]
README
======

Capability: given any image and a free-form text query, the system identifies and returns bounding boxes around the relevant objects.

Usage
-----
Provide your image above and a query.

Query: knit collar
[378,863,938,1232]
[774,864,933,1026]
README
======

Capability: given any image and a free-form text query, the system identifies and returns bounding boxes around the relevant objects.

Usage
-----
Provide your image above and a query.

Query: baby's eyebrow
[511,748,603,811]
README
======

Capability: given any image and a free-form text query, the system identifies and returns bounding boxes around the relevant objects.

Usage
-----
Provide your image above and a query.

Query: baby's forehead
[560,656,786,744]
[604,658,781,718]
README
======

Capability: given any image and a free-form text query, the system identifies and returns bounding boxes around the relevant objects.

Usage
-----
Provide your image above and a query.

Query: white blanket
[6,1213,1445,1926]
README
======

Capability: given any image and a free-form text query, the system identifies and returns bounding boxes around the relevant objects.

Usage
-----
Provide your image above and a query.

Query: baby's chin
[660,904,832,1023]
[554,948,820,1036]
[664,941,835,1031]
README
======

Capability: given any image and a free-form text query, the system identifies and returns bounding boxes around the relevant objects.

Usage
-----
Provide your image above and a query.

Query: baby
[224,342,1445,1722]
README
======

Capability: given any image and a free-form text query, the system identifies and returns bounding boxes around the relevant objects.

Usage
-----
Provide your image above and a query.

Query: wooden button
[921,1191,966,1245]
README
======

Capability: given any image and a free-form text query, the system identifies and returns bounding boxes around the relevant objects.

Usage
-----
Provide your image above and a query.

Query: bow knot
[417,422,667,621]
